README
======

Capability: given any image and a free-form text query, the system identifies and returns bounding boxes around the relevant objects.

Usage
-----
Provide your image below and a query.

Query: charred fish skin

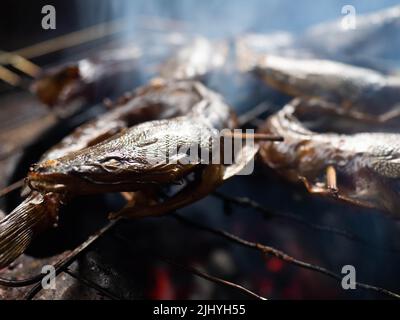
[27,80,238,218]
[31,47,142,108]
[0,80,242,269]
[40,80,202,160]
[258,100,400,217]
[28,115,221,195]
[41,79,235,161]
[30,33,189,108]
[21,79,212,196]
[28,80,236,195]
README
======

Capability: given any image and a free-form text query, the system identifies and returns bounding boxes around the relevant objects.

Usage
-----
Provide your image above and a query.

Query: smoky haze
[76,0,400,37]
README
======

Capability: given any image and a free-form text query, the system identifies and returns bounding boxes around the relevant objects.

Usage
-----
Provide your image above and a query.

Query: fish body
[259,100,400,216]
[0,80,244,268]
[253,55,400,115]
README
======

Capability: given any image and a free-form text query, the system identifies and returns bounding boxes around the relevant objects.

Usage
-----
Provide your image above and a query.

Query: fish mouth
[27,172,69,193]
[27,166,149,195]
[28,160,109,193]
[27,170,116,194]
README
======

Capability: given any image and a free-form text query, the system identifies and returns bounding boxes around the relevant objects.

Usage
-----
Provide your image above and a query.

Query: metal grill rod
[64,268,121,300]
[113,232,267,300]
[171,212,400,300]
[0,219,117,289]
[23,219,118,299]
[213,191,400,254]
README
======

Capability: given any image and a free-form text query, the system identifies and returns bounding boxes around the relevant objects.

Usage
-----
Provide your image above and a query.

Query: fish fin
[223,143,259,180]
[0,193,59,269]
[110,165,224,219]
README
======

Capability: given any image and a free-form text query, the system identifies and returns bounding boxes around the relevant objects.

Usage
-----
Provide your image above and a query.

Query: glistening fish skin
[253,55,400,116]
[31,34,189,108]
[31,46,142,107]
[0,80,240,269]
[258,99,400,217]
[41,79,234,160]
[29,114,223,194]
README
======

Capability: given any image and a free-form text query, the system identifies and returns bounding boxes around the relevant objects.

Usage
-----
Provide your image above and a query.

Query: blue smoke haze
[78,0,400,37]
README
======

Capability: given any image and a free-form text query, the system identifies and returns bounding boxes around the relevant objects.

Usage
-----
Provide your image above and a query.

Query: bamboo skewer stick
[11,15,187,61]
[0,51,42,87]
[0,179,24,198]
[12,19,127,60]
[9,55,41,77]
[222,131,283,141]
[0,65,22,86]
[0,15,187,88]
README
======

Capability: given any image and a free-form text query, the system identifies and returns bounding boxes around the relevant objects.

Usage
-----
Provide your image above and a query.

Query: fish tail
[0,193,59,269]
